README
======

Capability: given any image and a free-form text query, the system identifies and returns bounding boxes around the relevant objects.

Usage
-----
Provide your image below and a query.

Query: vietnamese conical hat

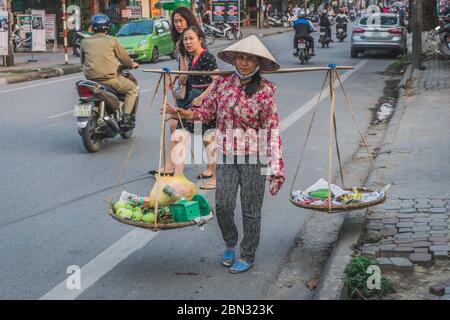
[217,35,280,72]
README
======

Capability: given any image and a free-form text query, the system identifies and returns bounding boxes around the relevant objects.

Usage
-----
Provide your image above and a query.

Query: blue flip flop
[221,249,235,267]
[229,259,253,274]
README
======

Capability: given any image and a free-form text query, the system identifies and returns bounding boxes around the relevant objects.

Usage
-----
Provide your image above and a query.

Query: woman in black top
[149,7,205,177]
[173,26,218,189]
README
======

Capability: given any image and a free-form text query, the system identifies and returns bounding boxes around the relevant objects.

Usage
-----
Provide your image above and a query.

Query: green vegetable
[309,189,333,199]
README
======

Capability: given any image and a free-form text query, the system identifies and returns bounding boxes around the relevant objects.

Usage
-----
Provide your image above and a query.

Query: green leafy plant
[345,256,394,300]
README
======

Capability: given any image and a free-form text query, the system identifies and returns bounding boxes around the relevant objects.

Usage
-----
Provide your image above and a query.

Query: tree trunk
[422,0,438,31]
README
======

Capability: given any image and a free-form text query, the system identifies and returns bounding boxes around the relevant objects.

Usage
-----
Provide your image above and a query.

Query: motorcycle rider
[80,13,139,129]
[293,12,315,56]
[335,9,350,35]
[319,9,334,43]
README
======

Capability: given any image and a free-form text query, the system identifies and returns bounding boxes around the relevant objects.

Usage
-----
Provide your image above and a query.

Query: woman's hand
[269,175,285,196]
[191,96,204,107]
[161,102,182,120]
[178,74,187,85]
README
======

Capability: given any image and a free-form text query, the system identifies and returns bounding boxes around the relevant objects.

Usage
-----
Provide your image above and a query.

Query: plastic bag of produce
[149,174,197,208]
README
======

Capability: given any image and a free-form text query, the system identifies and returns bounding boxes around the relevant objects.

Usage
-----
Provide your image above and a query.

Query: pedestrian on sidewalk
[148,6,207,177]
[165,36,285,274]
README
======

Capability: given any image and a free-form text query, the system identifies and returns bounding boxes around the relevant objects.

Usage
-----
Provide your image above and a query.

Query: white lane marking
[39,228,159,300]
[0,75,83,94]
[47,110,73,119]
[46,88,152,119]
[280,59,369,132]
[39,60,367,300]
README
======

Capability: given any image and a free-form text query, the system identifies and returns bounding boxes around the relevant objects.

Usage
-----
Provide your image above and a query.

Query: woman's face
[235,53,259,76]
[173,13,188,34]
[182,29,201,54]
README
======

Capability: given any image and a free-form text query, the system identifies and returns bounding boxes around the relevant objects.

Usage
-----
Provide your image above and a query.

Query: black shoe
[148,169,174,176]
[293,50,298,57]
[121,114,135,129]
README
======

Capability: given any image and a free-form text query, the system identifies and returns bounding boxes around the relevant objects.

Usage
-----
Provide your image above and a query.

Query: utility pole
[5,0,14,66]
[62,0,68,64]
[411,0,422,69]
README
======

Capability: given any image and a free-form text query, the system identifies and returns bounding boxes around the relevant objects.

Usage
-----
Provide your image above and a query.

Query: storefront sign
[126,6,142,19]
[212,0,239,24]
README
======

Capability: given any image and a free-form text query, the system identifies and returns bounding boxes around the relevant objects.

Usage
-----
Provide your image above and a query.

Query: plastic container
[192,194,211,216]
[169,200,201,222]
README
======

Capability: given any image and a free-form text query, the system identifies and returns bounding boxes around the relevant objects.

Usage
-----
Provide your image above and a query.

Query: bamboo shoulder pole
[142,66,355,76]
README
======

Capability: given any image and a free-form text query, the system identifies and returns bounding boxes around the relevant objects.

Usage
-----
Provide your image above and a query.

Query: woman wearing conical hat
[166,35,285,274]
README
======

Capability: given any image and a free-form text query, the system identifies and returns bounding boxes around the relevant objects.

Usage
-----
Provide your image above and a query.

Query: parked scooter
[73,66,139,153]
[230,22,242,40]
[73,31,93,57]
[203,22,234,40]
[265,13,290,28]
[435,23,450,58]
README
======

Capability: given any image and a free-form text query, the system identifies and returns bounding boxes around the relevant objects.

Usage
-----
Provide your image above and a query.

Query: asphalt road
[0,26,396,299]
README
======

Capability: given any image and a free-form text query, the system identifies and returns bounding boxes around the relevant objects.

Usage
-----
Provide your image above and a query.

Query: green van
[116,18,176,63]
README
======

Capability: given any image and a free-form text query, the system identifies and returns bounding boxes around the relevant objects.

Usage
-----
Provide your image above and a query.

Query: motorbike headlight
[139,39,148,48]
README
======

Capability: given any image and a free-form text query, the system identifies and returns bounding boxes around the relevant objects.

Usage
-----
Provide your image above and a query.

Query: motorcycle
[73,67,139,153]
[435,24,450,58]
[203,23,234,40]
[349,11,356,22]
[319,26,331,48]
[296,38,312,65]
[265,13,290,28]
[72,31,93,57]
[309,13,320,25]
[336,23,347,42]
[230,22,242,40]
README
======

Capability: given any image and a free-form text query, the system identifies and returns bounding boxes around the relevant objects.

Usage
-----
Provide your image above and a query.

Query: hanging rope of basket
[288,66,387,213]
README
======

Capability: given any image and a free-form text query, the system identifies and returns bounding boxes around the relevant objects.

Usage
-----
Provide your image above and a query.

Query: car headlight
[139,39,148,48]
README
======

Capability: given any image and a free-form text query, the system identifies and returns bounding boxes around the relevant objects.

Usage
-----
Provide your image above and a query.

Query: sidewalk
[0,26,291,85]
[0,48,81,84]
[314,58,450,299]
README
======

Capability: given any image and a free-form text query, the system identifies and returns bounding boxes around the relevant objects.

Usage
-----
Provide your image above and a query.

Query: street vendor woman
[165,36,285,274]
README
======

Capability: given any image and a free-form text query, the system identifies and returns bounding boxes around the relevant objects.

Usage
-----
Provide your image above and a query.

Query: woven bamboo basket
[289,187,387,213]
[108,205,213,231]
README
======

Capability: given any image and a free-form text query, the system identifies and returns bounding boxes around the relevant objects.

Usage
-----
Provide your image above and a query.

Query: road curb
[311,64,415,300]
[312,215,366,300]
[2,64,82,84]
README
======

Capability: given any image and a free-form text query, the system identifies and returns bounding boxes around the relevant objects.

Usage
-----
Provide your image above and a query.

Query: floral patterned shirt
[190,73,285,195]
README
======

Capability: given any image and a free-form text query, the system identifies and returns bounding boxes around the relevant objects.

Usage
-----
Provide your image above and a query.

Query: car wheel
[351,47,358,58]
[151,47,159,63]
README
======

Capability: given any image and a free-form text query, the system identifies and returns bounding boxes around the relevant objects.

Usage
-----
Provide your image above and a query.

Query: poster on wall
[0,10,8,55]
[45,14,56,40]
[31,10,46,51]
[212,0,239,24]
[17,14,32,32]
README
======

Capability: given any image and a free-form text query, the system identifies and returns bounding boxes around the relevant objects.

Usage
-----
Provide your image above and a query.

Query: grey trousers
[216,160,266,263]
